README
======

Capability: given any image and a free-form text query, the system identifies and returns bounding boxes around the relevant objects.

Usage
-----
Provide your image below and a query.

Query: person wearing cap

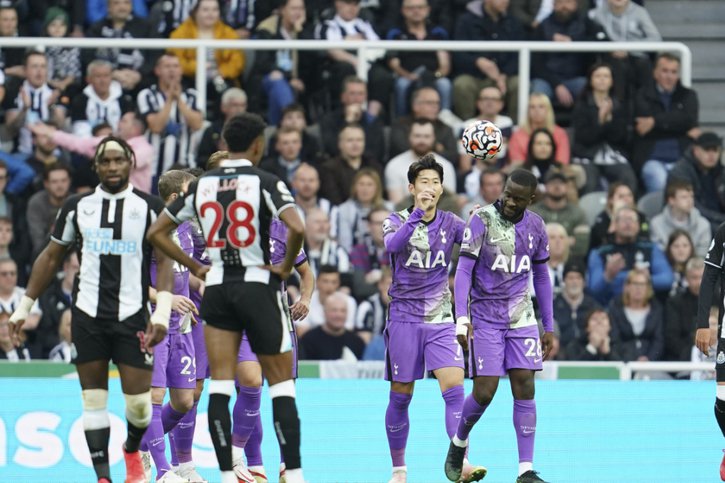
[668,131,725,230]
[553,261,601,349]
[43,7,82,98]
[530,169,589,258]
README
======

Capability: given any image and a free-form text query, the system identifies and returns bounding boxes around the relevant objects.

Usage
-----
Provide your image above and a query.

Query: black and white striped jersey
[166,159,297,287]
[51,184,165,321]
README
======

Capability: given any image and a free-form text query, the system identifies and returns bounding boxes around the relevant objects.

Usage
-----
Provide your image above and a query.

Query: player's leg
[714,335,725,480]
[117,363,153,483]
[233,337,264,483]
[140,335,172,480]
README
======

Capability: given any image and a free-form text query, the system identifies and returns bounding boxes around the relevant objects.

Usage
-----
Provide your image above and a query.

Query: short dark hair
[0,216,11,226]
[158,170,196,201]
[281,103,306,119]
[318,265,340,277]
[655,52,681,66]
[508,168,538,190]
[411,117,434,131]
[407,153,444,184]
[607,180,631,201]
[24,49,45,66]
[94,135,137,168]
[276,126,302,139]
[338,123,364,139]
[43,162,72,181]
[183,167,205,177]
[91,122,113,137]
[665,178,693,199]
[480,167,505,187]
[341,75,365,93]
[222,112,267,152]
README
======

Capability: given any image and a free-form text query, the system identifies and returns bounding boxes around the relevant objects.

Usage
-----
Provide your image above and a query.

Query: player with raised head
[383,153,487,483]
[696,221,725,481]
[444,168,554,483]
[139,170,199,483]
[146,113,306,483]
[8,136,170,483]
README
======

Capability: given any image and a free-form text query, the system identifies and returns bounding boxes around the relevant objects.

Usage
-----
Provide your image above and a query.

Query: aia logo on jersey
[491,254,531,273]
[405,249,446,269]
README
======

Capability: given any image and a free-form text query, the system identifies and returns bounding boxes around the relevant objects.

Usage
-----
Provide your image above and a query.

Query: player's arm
[454,214,486,351]
[384,189,435,253]
[531,225,555,359]
[290,259,315,321]
[696,225,725,355]
[147,212,205,278]
[278,206,305,280]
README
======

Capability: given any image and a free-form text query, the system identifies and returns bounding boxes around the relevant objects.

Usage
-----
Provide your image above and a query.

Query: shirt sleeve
[452,214,466,245]
[705,224,725,269]
[165,180,198,224]
[50,196,79,246]
[260,173,297,217]
[459,211,487,259]
[533,218,550,264]
[136,88,157,118]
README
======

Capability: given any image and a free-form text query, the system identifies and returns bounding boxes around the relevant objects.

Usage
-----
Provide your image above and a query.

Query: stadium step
[648,0,725,25]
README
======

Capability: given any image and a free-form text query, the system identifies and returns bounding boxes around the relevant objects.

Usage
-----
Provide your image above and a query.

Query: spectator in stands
[337,168,388,253]
[459,85,514,173]
[565,308,622,361]
[389,86,458,164]
[0,308,30,361]
[589,181,650,252]
[0,162,31,276]
[530,170,589,257]
[197,87,247,164]
[0,218,13,261]
[634,53,699,193]
[531,0,607,108]
[24,126,70,193]
[690,305,718,381]
[253,0,313,125]
[350,206,390,300]
[386,118,457,204]
[26,0,84,37]
[259,127,307,186]
[607,269,664,362]
[292,163,338,231]
[664,257,703,362]
[386,0,452,116]
[509,0,590,35]
[319,123,383,205]
[664,228,695,297]
[554,261,601,349]
[43,7,81,98]
[572,62,638,194]
[529,222,571,300]
[85,0,156,94]
[26,162,72,259]
[48,308,72,362]
[137,53,204,179]
[30,111,153,193]
[304,209,350,278]
[87,0,150,25]
[461,167,505,218]
[298,266,358,336]
[299,292,366,360]
[509,92,570,166]
[589,0,661,101]
[667,132,725,229]
[267,104,323,165]
[650,179,711,257]
[452,0,525,121]
[521,128,562,188]
[0,4,26,78]
[4,51,66,155]
[588,206,673,306]
[319,76,386,163]
[221,0,274,39]
[355,266,392,343]
[0,153,34,197]
[70,60,134,137]
[35,251,78,359]
[0,257,40,329]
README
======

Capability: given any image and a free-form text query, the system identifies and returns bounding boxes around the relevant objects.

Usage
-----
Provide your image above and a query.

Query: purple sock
[141,404,172,478]
[386,391,412,467]
[513,399,536,463]
[246,412,264,467]
[161,403,186,434]
[170,401,198,464]
[442,386,464,440]
[232,386,262,452]
[456,394,489,441]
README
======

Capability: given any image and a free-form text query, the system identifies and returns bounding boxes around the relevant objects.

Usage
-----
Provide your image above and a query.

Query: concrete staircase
[647,0,725,138]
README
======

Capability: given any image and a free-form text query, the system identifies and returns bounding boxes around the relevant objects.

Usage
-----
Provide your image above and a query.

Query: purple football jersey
[189,219,209,311]
[460,204,549,328]
[384,208,465,323]
[270,219,307,267]
[150,221,194,334]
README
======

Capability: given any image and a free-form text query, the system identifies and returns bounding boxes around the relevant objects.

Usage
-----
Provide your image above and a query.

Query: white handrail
[4,37,692,122]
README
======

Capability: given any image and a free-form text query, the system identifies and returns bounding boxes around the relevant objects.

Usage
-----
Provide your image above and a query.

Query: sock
[232,386,262,455]
[272,396,302,470]
[513,399,537,471]
[125,420,148,454]
[208,393,234,471]
[84,426,111,479]
[385,391,412,468]
[220,471,237,483]
[246,412,264,467]
[285,468,304,483]
[442,386,464,440]
[141,404,172,477]
[455,394,489,442]
[715,398,725,438]
[171,401,198,465]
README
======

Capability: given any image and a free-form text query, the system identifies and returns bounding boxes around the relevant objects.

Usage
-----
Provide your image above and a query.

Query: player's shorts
[201,274,292,356]
[384,321,464,382]
[151,332,196,389]
[191,318,209,380]
[71,307,153,370]
[469,323,543,378]
[237,330,299,378]
[715,336,725,382]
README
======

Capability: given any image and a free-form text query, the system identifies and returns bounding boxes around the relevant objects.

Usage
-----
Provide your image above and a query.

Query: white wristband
[455,324,469,338]
[150,291,172,329]
[456,316,471,327]
[9,295,35,323]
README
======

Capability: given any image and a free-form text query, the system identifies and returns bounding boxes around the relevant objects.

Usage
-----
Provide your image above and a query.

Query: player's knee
[237,368,263,388]
[171,391,195,413]
[124,391,152,428]
[510,375,535,400]
[472,385,495,406]
[81,389,110,430]
[150,387,166,405]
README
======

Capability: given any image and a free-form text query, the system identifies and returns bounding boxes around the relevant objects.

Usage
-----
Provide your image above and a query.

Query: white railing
[1,38,691,123]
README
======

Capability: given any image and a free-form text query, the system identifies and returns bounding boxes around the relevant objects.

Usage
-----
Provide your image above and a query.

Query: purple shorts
[151,332,197,389]
[469,323,542,377]
[237,331,299,378]
[384,322,463,382]
[191,319,209,380]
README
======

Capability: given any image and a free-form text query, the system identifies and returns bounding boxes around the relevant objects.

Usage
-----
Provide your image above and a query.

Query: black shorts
[717,336,725,382]
[71,307,153,370]
[201,278,292,356]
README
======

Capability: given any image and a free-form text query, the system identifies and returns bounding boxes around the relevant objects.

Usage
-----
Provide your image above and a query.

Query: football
[461,120,503,161]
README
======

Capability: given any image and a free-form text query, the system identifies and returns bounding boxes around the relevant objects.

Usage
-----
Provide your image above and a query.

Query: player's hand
[172,295,198,315]
[542,332,555,361]
[8,318,25,347]
[696,328,712,356]
[191,264,210,281]
[145,323,168,350]
[415,189,436,212]
[456,323,471,352]
[555,84,574,108]
[290,299,310,321]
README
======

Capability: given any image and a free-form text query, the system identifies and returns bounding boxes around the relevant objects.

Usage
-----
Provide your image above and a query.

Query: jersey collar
[220,159,253,168]
[96,183,134,200]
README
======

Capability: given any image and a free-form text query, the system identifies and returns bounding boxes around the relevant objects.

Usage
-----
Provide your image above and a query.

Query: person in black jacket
[554,261,601,349]
[565,308,623,361]
[259,127,310,187]
[664,257,703,361]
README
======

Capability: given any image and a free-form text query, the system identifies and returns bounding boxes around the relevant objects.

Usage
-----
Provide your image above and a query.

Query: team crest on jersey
[463,228,471,241]
[129,208,141,220]
[440,230,447,244]
[383,218,393,235]
[717,352,725,364]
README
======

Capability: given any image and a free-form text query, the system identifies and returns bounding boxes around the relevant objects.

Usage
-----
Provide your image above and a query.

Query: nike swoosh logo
[454,356,463,361]
[533,358,542,364]
[188,377,195,383]
[522,429,535,434]
[490,236,506,243]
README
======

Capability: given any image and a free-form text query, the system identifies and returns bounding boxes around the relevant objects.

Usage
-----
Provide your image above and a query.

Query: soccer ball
[461,120,503,161]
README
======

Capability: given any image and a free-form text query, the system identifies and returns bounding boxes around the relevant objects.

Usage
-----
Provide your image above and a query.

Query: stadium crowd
[0,0,720,376]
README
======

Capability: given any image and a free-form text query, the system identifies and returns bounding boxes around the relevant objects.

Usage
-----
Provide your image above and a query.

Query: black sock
[715,398,725,438]
[85,427,111,479]
[272,396,301,470]
[208,393,233,471]
[124,420,147,453]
